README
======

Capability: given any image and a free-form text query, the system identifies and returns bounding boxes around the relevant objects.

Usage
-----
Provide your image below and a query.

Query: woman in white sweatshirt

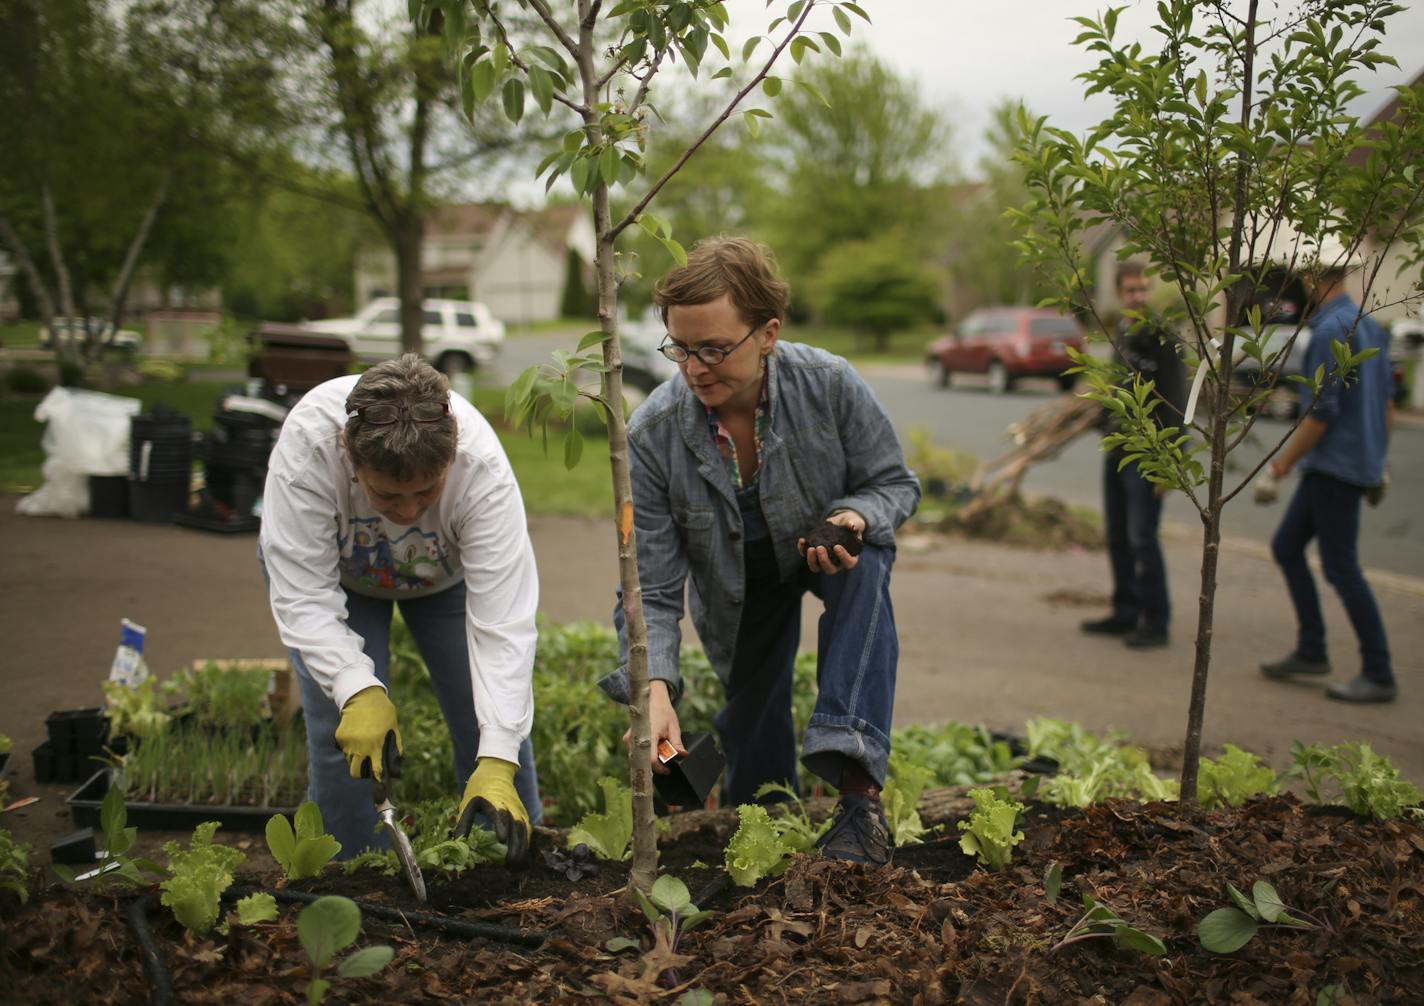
[260,353,539,862]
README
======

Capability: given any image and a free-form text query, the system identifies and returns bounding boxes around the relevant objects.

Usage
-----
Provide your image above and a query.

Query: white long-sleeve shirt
[260,376,538,764]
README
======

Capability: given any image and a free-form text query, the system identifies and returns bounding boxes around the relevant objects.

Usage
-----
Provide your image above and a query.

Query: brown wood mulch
[2,793,1422,1005]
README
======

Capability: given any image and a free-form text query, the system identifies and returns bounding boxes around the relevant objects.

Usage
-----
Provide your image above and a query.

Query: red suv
[926,307,1086,393]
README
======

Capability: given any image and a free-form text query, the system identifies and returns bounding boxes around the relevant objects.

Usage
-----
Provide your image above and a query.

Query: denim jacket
[600,341,920,704]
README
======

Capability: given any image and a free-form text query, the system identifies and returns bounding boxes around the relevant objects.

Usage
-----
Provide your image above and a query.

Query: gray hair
[343,354,456,480]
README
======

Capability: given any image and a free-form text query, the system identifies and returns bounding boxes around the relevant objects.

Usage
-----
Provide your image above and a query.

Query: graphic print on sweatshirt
[339,517,454,590]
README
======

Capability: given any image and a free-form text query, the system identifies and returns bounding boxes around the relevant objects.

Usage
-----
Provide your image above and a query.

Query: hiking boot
[815,793,892,866]
[1080,615,1137,636]
[1124,626,1169,648]
[1325,675,1398,703]
[1259,653,1331,679]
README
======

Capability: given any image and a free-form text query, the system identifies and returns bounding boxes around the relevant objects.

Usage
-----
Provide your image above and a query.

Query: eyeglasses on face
[346,400,451,425]
[657,321,762,366]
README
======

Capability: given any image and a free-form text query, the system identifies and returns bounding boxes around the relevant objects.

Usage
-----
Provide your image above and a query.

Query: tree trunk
[108,167,173,339]
[593,193,658,900]
[1178,0,1259,811]
[1179,390,1227,807]
[395,213,425,357]
[41,185,82,361]
[0,215,57,325]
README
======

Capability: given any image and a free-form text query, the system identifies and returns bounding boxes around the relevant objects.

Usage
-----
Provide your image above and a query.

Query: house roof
[524,203,584,253]
[426,203,506,239]
[1346,67,1423,169]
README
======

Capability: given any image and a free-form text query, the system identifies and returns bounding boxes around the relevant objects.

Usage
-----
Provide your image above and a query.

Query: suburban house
[353,202,596,325]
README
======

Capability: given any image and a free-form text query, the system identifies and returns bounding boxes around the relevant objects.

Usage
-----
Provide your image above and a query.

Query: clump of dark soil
[802,520,865,566]
[3,791,1422,1004]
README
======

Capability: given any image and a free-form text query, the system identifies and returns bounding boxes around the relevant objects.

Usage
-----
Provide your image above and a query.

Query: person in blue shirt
[1259,249,1396,702]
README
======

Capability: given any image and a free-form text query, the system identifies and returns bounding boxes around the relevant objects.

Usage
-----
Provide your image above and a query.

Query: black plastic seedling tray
[67,769,299,833]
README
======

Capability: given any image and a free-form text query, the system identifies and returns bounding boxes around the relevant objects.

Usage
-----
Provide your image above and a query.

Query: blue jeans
[260,551,541,856]
[1103,451,1169,630]
[715,535,898,805]
[1271,473,1393,685]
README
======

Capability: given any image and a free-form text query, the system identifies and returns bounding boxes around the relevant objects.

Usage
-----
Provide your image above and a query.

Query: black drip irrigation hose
[125,894,176,1006]
[225,884,551,947]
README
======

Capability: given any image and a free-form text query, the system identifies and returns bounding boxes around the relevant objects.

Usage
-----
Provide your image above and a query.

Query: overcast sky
[722,0,1424,173]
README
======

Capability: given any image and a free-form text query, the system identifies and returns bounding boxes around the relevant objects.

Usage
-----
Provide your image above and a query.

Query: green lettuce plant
[1198,880,1327,953]
[882,752,932,846]
[159,821,246,934]
[957,787,1024,871]
[568,777,634,862]
[342,797,503,880]
[0,825,30,903]
[1197,744,1278,809]
[891,721,1016,789]
[724,785,828,887]
[1288,742,1422,821]
[297,896,394,1005]
[103,678,172,739]
[266,802,342,881]
[235,892,279,925]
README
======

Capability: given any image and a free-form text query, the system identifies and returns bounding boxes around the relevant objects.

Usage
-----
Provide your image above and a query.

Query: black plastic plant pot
[46,707,107,752]
[652,731,725,809]
[67,769,299,833]
[51,828,98,865]
[32,740,55,783]
[0,750,9,776]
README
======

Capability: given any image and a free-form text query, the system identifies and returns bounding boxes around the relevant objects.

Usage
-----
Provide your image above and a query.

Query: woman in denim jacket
[600,237,920,864]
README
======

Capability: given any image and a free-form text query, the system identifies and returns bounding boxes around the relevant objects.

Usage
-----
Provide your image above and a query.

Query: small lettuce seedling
[235,892,280,925]
[266,802,342,881]
[1198,880,1327,953]
[568,777,634,861]
[957,787,1024,871]
[605,875,713,991]
[297,895,394,1005]
[1197,744,1277,809]
[883,753,932,846]
[1050,893,1166,956]
[160,821,246,934]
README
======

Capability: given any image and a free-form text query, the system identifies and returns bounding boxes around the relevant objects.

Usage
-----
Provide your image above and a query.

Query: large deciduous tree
[1013,0,1423,806]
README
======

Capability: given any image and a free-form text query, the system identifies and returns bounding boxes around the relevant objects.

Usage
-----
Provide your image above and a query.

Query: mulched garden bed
[3,792,1422,1004]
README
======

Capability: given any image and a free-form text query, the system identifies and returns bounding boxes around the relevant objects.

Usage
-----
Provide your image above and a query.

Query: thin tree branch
[609,0,820,240]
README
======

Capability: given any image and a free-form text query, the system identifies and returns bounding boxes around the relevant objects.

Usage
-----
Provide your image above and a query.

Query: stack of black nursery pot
[127,405,193,523]
[33,707,111,785]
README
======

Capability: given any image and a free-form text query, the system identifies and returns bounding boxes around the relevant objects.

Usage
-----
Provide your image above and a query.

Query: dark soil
[803,521,865,566]
[4,791,1423,1005]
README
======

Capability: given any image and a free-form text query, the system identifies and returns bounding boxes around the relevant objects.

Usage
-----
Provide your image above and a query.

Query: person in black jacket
[1081,262,1188,648]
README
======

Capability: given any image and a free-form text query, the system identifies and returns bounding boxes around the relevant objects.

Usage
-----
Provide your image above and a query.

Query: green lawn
[791,323,939,365]
[0,322,45,349]
[0,378,615,516]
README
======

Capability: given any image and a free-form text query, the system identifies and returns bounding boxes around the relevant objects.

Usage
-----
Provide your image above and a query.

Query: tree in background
[446,0,864,895]
[813,233,941,352]
[1013,0,1423,806]
[945,100,1058,314]
[760,47,953,315]
[0,0,287,359]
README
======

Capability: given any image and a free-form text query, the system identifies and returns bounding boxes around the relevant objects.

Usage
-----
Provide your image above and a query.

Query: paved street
[490,330,1424,580]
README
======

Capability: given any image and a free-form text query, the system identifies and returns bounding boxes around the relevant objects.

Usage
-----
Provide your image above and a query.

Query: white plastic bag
[16,387,142,518]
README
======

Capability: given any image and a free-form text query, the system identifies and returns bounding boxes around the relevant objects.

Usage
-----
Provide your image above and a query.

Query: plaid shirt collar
[704,374,770,489]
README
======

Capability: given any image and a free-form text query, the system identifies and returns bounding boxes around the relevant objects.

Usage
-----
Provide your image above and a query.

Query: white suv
[301,297,505,373]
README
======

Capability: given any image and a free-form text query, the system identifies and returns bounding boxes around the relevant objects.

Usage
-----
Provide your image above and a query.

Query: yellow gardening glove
[333,686,402,781]
[456,757,530,865]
